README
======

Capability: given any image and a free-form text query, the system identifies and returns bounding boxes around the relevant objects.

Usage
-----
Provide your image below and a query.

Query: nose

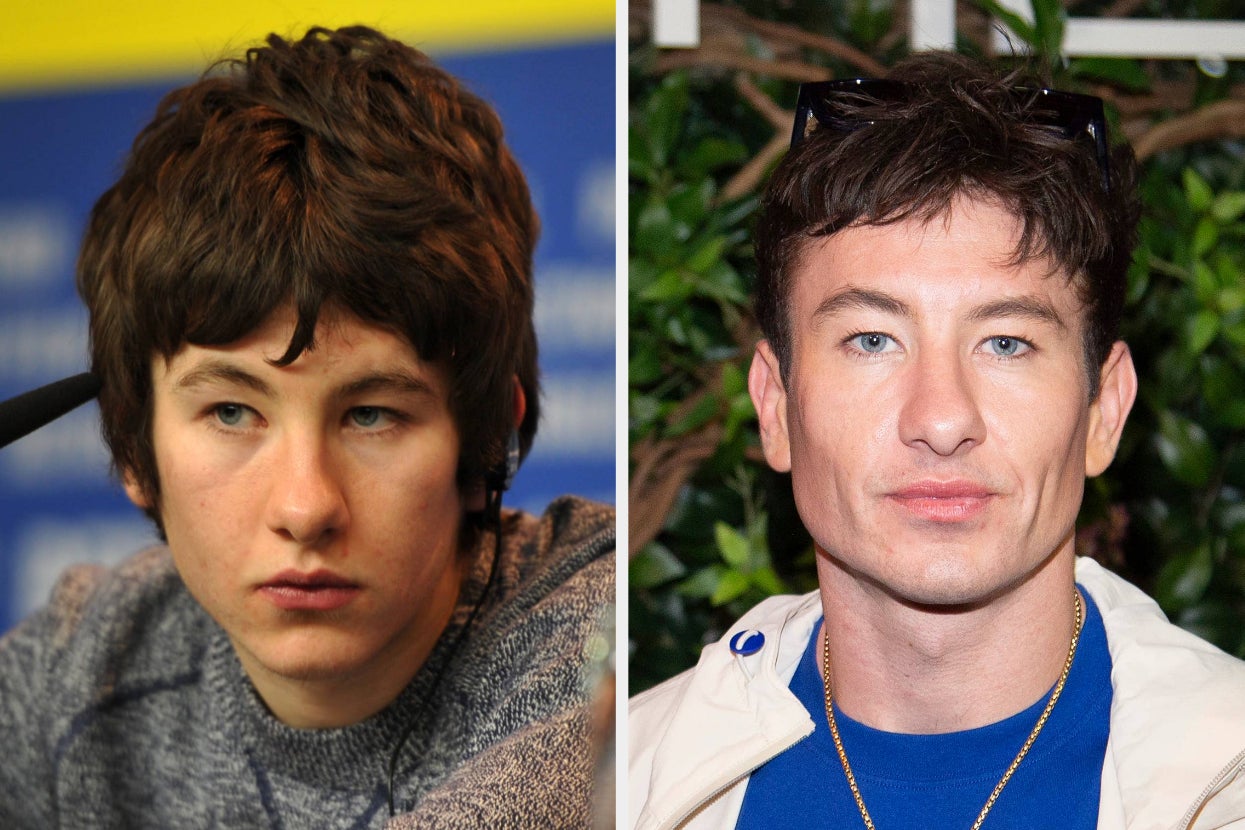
[896,348,986,457]
[264,431,349,545]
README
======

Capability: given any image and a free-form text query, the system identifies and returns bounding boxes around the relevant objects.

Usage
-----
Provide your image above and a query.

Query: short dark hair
[754,51,1140,392]
[77,26,540,522]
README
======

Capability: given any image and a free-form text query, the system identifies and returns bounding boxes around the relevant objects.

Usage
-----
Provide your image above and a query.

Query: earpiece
[485,430,521,495]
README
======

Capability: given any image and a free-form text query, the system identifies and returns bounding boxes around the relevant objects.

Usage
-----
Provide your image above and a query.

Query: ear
[1085,341,1137,477]
[466,378,527,512]
[748,340,792,473]
[512,377,527,430]
[121,467,152,510]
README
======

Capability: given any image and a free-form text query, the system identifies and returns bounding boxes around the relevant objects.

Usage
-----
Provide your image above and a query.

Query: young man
[0,26,615,828]
[630,53,1245,828]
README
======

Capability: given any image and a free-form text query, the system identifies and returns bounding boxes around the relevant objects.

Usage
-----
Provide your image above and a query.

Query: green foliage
[629,59,815,691]
[1107,155,1245,651]
[630,1,1245,695]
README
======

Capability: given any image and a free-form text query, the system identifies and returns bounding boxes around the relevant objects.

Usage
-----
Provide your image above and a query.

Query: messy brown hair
[754,51,1140,394]
[76,26,539,522]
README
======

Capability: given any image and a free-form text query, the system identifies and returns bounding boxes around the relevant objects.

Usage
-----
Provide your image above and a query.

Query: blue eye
[350,407,384,428]
[853,333,892,353]
[214,404,246,426]
[986,336,1029,356]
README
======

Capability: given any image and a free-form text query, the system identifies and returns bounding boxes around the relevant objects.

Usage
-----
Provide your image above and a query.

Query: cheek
[786,387,877,519]
[367,439,463,537]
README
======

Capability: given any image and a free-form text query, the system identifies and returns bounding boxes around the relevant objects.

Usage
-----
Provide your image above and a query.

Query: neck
[816,547,1078,734]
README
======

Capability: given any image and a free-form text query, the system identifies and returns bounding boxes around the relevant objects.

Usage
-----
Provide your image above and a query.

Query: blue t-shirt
[736,589,1112,829]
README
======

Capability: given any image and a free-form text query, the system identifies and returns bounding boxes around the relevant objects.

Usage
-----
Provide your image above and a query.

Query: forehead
[156,305,447,394]
[787,197,1085,326]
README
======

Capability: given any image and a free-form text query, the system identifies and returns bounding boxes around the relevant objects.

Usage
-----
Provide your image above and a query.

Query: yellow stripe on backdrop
[0,0,614,93]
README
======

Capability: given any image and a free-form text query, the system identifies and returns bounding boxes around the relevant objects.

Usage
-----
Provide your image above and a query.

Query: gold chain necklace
[820,591,1083,830]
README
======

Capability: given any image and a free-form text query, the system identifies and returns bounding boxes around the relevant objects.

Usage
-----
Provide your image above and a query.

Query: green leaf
[1222,318,1245,351]
[1067,58,1150,92]
[641,73,690,170]
[1154,410,1216,488]
[721,362,746,397]
[1184,168,1214,214]
[629,393,663,429]
[667,178,715,230]
[1211,192,1245,224]
[683,136,749,178]
[1029,0,1065,61]
[634,199,678,258]
[630,342,664,387]
[1155,542,1214,610]
[750,566,787,596]
[1193,218,1220,260]
[697,261,748,304]
[1201,356,1245,429]
[1185,309,1219,356]
[685,235,729,275]
[1218,287,1245,315]
[628,257,661,298]
[631,543,688,588]
[1193,261,1218,304]
[714,521,751,569]
[666,393,719,438]
[677,564,725,599]
[711,569,751,605]
[639,268,694,303]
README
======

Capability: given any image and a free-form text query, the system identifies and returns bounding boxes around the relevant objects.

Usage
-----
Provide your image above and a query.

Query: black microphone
[0,373,101,449]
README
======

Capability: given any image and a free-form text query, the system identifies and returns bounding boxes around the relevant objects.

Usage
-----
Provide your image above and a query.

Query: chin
[895,550,1058,610]
[241,629,379,682]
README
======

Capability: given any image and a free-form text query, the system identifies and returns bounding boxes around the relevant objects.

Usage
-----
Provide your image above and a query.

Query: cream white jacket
[629,558,1245,830]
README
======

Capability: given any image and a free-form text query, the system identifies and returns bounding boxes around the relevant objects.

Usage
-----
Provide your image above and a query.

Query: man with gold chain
[629,52,1245,829]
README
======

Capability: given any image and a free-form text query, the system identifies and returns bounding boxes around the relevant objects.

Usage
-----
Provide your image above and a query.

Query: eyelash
[842,330,898,358]
[839,331,1036,360]
[201,404,408,436]
[345,406,408,434]
[980,335,1036,359]
[206,402,260,433]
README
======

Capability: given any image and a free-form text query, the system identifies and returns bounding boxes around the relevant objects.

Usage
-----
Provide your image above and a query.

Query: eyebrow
[171,361,436,400]
[337,371,436,400]
[811,287,1067,330]
[173,361,274,397]
[966,297,1068,330]
[812,288,912,323]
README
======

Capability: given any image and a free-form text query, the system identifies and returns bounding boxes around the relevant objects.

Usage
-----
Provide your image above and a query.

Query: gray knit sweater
[0,496,615,829]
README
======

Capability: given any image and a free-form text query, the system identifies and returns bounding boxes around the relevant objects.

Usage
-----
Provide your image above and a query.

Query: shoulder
[494,495,615,612]
[394,500,614,828]
[456,496,615,703]
[509,495,615,569]
[630,591,817,727]
[0,546,210,822]
[2,547,209,707]
[1076,557,1245,691]
[1077,558,1245,819]
[629,592,819,830]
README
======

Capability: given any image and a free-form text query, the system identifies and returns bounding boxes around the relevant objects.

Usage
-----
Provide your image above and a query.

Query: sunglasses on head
[791,78,1112,192]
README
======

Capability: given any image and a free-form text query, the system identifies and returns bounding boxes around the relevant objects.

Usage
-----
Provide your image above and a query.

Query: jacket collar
[634,559,1245,829]
[1076,557,1245,829]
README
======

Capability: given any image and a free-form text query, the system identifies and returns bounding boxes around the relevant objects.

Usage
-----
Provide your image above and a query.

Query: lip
[887,480,995,523]
[257,569,361,611]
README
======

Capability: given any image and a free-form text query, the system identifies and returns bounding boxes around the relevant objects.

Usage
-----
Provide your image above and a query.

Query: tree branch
[1132,99,1245,161]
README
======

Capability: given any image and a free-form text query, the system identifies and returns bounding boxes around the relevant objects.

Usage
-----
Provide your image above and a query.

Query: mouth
[886,481,995,523]
[257,569,361,611]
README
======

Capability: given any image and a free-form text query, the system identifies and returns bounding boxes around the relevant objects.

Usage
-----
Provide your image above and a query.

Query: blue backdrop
[0,39,615,631]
